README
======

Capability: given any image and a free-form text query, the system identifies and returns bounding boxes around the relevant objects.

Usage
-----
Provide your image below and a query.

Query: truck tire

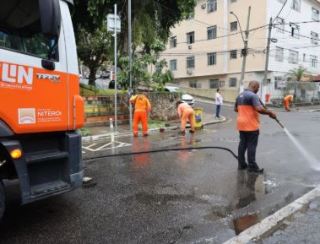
[0,181,5,220]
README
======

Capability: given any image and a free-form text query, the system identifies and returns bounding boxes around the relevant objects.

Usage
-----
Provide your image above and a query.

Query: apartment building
[161,0,320,101]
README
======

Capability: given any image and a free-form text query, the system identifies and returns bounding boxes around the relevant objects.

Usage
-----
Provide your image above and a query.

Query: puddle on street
[203,172,280,235]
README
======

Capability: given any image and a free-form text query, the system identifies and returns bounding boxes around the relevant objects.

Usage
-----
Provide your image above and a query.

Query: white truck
[0,0,84,219]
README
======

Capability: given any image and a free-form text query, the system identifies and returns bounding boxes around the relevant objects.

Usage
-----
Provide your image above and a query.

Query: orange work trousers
[133,111,148,135]
[284,100,290,111]
[181,109,195,131]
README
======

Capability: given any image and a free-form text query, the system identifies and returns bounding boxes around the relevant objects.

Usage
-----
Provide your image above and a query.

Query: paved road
[1,105,320,243]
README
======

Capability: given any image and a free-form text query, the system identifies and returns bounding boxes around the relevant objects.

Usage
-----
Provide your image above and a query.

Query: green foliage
[117,50,173,90]
[72,0,195,87]
[288,66,307,81]
[77,25,113,86]
[80,83,126,97]
[73,0,196,53]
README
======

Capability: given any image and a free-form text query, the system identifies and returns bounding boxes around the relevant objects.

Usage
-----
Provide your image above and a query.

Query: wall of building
[161,0,320,102]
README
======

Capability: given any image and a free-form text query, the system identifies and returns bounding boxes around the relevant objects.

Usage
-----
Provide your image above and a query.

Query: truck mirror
[39,0,61,38]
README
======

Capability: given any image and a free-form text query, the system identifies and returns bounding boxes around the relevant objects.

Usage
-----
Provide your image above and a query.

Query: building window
[229,77,237,87]
[311,31,319,45]
[169,59,177,71]
[230,21,238,32]
[169,36,177,48]
[312,7,320,21]
[230,50,237,59]
[209,79,221,89]
[303,53,307,62]
[311,55,317,68]
[189,80,197,88]
[186,56,195,68]
[207,26,217,40]
[275,47,284,62]
[207,52,217,65]
[230,0,237,3]
[275,17,285,33]
[292,0,301,11]
[290,23,300,38]
[186,31,195,44]
[207,0,217,13]
[274,76,285,90]
[288,50,299,64]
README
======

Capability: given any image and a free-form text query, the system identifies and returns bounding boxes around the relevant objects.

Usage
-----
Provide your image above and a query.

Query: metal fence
[270,82,320,106]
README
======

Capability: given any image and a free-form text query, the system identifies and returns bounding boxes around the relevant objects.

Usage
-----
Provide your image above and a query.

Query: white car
[181,94,195,106]
[164,86,195,106]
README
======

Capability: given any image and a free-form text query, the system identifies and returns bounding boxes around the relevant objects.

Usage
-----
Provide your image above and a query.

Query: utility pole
[114,4,118,131]
[239,6,251,93]
[128,0,133,131]
[262,17,273,103]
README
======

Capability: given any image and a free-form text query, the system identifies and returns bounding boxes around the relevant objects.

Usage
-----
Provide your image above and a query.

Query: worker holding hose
[283,94,294,112]
[130,92,151,137]
[234,81,277,174]
[176,101,196,135]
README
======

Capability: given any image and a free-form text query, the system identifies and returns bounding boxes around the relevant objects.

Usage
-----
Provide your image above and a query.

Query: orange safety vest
[284,95,293,103]
[130,94,151,112]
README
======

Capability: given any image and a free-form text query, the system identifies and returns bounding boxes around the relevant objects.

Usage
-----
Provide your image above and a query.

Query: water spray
[258,100,320,170]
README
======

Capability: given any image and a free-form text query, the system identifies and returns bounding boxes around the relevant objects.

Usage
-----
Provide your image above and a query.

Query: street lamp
[230,7,251,94]
[230,11,245,43]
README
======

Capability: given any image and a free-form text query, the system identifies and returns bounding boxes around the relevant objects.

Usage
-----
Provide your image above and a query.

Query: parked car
[181,94,195,106]
[164,86,195,106]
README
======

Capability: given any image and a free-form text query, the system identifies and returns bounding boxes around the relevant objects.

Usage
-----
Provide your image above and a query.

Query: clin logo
[0,63,33,85]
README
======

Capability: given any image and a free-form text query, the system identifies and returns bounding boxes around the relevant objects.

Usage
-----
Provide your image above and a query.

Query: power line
[273,26,318,41]
[272,0,288,24]
[173,24,268,45]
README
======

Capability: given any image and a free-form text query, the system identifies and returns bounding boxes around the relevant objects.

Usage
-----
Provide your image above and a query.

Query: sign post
[107,8,121,131]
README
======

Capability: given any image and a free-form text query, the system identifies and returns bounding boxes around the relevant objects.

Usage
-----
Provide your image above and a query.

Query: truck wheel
[0,181,5,220]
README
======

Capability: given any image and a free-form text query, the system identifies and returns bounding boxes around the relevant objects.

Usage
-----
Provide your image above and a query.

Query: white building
[161,0,320,102]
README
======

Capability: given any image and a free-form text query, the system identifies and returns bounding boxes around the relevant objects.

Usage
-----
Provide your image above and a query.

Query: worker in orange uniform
[283,94,294,112]
[130,93,151,137]
[235,81,277,174]
[176,101,195,135]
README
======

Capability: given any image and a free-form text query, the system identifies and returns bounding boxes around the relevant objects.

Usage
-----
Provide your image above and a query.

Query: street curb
[81,117,226,143]
[223,185,320,244]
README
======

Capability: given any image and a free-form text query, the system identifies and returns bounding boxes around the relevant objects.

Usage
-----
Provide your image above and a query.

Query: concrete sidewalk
[254,196,320,243]
[82,112,226,142]
[224,185,320,244]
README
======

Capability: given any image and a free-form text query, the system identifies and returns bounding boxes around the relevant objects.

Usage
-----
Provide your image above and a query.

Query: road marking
[82,140,131,152]
[223,185,320,244]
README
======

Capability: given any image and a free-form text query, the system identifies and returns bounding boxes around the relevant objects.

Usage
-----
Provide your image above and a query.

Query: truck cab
[0,0,84,219]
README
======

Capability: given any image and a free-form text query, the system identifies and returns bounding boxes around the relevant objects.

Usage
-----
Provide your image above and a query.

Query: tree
[288,66,307,81]
[72,0,196,86]
[73,0,196,52]
[77,26,113,86]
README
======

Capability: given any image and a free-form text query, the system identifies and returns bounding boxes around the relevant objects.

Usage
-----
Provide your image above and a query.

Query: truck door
[0,0,70,134]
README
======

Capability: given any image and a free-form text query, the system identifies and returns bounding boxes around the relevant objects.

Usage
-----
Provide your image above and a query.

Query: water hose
[274,118,284,128]
[84,146,238,161]
[259,99,285,129]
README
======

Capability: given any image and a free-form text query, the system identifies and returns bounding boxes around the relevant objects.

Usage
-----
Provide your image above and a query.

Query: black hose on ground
[84,146,238,162]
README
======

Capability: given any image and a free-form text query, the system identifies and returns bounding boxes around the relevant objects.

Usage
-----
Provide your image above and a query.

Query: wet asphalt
[0,103,320,243]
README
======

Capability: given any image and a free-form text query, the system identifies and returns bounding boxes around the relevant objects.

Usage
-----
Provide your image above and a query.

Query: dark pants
[215,105,221,118]
[238,130,259,168]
